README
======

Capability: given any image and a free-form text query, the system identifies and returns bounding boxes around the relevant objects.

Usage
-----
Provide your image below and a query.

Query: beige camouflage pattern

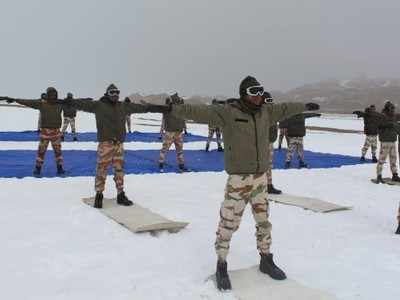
[61,117,76,137]
[361,135,378,157]
[377,142,398,176]
[126,115,132,132]
[278,128,289,148]
[266,143,274,185]
[159,131,184,165]
[286,137,304,162]
[36,128,63,167]
[215,173,272,261]
[95,141,125,193]
[206,126,222,148]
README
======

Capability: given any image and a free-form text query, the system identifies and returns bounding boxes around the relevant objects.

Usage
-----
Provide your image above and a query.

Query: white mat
[82,197,188,233]
[268,193,351,213]
[209,265,336,300]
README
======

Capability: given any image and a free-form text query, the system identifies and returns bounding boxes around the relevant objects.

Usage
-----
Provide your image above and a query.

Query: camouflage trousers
[266,143,274,185]
[215,173,272,261]
[278,128,289,148]
[61,117,76,137]
[159,131,184,165]
[361,135,377,157]
[36,128,63,168]
[126,116,131,132]
[95,141,124,193]
[376,142,398,176]
[37,113,42,131]
[286,137,304,162]
[206,127,222,147]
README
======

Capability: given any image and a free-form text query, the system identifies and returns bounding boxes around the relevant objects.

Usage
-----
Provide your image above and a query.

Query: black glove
[305,103,319,111]
[6,98,15,103]
[352,111,362,118]
[147,104,171,113]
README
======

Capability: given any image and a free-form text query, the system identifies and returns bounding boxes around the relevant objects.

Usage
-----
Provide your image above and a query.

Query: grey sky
[1,0,400,98]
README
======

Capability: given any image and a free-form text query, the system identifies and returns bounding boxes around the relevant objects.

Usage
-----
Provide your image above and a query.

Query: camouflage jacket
[172,99,305,174]
[15,99,63,129]
[70,96,159,142]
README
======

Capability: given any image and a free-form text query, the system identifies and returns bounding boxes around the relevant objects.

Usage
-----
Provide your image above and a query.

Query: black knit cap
[239,76,260,97]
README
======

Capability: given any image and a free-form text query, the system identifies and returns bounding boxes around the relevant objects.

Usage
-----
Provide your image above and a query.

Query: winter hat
[46,87,58,99]
[106,83,119,94]
[66,92,73,99]
[239,76,260,97]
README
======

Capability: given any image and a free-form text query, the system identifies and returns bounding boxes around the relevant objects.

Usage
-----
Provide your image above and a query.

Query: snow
[0,107,399,300]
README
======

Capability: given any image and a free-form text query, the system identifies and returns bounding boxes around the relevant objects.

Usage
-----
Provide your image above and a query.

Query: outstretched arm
[171,104,226,127]
[124,103,170,114]
[352,110,365,118]
[4,98,42,109]
[303,112,322,119]
[67,99,97,113]
[268,102,309,124]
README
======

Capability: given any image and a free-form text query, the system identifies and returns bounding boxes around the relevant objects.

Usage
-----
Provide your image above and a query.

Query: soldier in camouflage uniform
[1,87,68,176]
[353,105,379,162]
[285,112,321,168]
[373,101,400,183]
[170,75,319,290]
[278,118,289,150]
[61,93,89,141]
[205,99,223,152]
[124,97,133,133]
[396,203,400,234]
[68,84,169,208]
[159,93,187,172]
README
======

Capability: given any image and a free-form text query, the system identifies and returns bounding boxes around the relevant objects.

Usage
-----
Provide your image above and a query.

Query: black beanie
[239,76,260,97]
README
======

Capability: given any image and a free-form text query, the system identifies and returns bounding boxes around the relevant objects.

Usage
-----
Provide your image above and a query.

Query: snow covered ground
[0,108,399,300]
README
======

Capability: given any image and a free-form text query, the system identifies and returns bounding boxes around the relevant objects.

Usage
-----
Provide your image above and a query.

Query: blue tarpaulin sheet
[0,148,370,178]
[0,131,209,143]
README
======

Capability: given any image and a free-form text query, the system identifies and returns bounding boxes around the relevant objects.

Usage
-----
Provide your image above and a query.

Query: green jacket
[162,113,186,132]
[15,99,63,129]
[269,124,278,143]
[70,96,155,142]
[172,99,306,174]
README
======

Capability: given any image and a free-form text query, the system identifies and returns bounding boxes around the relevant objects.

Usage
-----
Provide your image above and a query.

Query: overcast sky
[1,0,400,98]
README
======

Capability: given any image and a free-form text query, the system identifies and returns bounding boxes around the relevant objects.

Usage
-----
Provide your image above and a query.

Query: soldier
[169,75,319,290]
[205,99,223,152]
[61,93,89,141]
[285,112,321,168]
[1,87,68,175]
[353,105,379,162]
[277,118,289,150]
[396,203,400,234]
[67,84,169,208]
[374,101,400,183]
[159,93,187,172]
[263,92,282,194]
[124,97,132,133]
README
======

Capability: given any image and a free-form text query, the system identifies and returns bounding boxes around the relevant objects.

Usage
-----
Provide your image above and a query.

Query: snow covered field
[0,108,399,300]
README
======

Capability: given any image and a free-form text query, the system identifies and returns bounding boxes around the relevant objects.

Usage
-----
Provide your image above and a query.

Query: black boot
[360,156,366,162]
[392,173,400,182]
[376,175,384,184]
[278,144,282,150]
[57,164,65,175]
[33,165,41,176]
[259,253,286,280]
[159,163,164,172]
[268,184,282,194]
[178,164,186,173]
[61,135,65,142]
[299,160,308,168]
[73,136,78,141]
[284,161,291,169]
[117,191,133,206]
[94,192,103,209]
[215,260,232,291]
[395,223,400,235]
[217,145,224,152]
[205,144,210,152]
[372,156,378,163]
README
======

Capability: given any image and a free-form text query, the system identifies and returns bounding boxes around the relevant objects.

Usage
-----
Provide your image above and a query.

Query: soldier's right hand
[305,102,320,111]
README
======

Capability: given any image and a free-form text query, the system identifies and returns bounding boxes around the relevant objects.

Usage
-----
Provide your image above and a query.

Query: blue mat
[0,148,370,178]
[0,131,209,143]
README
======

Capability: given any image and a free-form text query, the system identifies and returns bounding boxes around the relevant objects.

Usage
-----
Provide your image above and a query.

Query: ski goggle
[263,91,273,102]
[107,89,120,96]
[246,85,264,96]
